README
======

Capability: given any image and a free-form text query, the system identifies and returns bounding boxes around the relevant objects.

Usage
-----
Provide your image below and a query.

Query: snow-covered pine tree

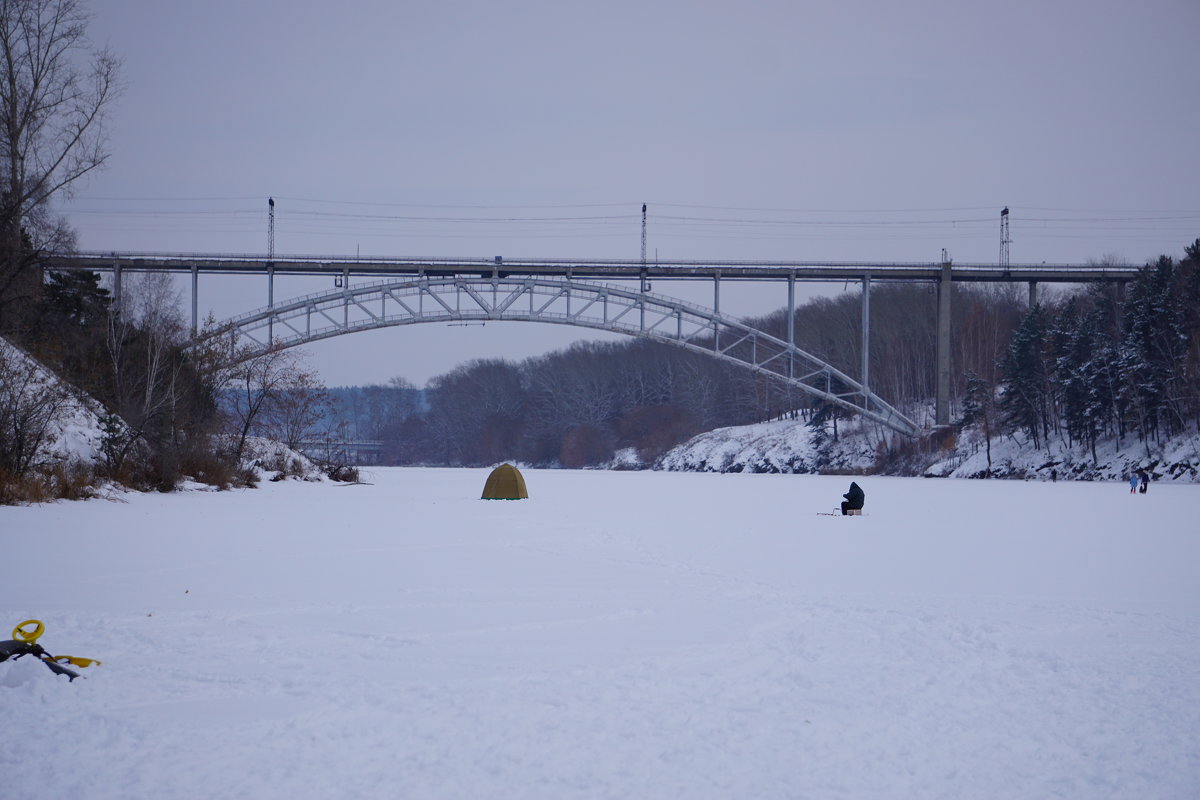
[999,304,1050,450]
[959,370,995,475]
[1057,305,1110,463]
[1119,256,1189,446]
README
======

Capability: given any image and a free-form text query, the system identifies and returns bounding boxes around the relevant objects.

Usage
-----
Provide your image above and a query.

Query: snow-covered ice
[3,468,1198,799]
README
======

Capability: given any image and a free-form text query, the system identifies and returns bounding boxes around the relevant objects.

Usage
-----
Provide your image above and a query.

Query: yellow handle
[12,619,44,644]
[52,655,101,668]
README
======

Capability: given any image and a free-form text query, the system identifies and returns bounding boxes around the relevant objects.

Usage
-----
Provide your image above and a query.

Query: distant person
[1129,474,1138,494]
[841,481,865,515]
[1051,468,1057,482]
[1139,470,1149,494]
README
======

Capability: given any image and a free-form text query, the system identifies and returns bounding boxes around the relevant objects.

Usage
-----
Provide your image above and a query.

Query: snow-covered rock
[238,436,327,482]
[608,447,644,470]
[658,418,879,474]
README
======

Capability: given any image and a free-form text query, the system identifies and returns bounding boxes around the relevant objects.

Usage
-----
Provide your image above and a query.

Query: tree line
[390,339,780,467]
[968,241,1200,472]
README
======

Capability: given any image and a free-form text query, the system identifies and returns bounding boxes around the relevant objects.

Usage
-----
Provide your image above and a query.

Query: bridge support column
[936,259,952,426]
[1028,280,1038,307]
[113,262,122,308]
[861,275,871,405]
[787,274,795,379]
[267,263,275,344]
[713,272,721,352]
[191,264,198,336]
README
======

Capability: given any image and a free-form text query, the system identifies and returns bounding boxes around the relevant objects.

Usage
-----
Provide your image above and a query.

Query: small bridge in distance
[295,439,384,465]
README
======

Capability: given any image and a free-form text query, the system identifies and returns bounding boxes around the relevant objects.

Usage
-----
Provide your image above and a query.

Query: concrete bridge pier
[713,271,721,353]
[787,274,795,379]
[861,275,871,405]
[936,259,952,426]
[191,264,199,335]
[267,264,275,344]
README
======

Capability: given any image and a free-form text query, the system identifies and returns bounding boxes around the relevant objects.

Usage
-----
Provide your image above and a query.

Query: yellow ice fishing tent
[481,463,528,500]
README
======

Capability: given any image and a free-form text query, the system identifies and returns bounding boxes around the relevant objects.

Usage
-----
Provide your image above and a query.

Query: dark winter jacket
[843,481,865,510]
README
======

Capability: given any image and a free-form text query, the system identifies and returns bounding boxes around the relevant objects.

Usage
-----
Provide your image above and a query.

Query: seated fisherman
[841,481,865,515]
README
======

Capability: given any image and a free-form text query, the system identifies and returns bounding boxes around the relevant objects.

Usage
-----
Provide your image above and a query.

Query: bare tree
[116,273,186,411]
[222,345,328,463]
[0,0,120,329]
[258,363,331,450]
[103,273,187,474]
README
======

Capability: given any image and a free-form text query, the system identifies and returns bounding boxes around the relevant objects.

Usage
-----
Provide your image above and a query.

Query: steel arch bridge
[196,274,921,436]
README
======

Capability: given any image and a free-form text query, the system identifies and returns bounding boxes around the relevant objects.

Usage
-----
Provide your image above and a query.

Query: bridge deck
[46,252,1142,283]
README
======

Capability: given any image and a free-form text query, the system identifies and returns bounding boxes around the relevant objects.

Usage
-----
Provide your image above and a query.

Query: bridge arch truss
[199,275,921,436]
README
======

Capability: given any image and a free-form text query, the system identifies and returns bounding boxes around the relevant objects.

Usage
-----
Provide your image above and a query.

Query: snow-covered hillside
[0,336,106,465]
[1,336,329,494]
[660,415,1200,483]
[3,468,1198,798]
[657,418,879,474]
[930,425,1200,482]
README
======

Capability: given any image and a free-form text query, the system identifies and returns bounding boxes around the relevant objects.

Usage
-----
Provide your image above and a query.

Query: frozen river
[3,468,1199,798]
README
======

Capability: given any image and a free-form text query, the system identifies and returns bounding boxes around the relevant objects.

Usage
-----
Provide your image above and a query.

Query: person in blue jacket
[1129,473,1138,494]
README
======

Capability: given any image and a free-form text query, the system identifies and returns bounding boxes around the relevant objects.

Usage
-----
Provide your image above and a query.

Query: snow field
[3,469,1199,799]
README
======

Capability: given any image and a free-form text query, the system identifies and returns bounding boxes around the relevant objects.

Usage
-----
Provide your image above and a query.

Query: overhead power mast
[999,206,1011,273]
[1000,206,1034,304]
[268,197,276,342]
[641,202,647,264]
[640,203,651,292]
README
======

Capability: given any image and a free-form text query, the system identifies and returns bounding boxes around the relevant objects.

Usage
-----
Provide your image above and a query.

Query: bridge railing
[49,251,1143,281]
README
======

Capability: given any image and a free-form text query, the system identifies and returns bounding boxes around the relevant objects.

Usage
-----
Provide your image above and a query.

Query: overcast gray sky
[61,0,1200,386]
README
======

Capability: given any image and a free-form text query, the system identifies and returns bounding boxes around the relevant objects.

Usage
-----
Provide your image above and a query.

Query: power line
[648,202,1003,213]
[59,196,1198,257]
[273,196,634,210]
